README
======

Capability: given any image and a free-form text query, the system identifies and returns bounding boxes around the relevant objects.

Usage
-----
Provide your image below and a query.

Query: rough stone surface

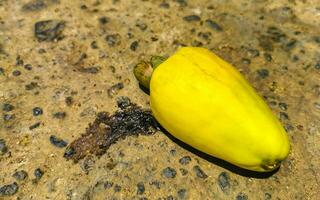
[0,0,319,199]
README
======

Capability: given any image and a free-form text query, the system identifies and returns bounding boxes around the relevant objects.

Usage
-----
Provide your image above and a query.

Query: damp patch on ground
[64,97,159,162]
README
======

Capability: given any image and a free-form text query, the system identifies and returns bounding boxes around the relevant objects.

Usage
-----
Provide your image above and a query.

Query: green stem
[134,56,167,89]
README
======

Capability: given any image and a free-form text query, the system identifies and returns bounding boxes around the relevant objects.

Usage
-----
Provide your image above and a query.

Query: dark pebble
[165,195,177,200]
[53,112,66,119]
[179,156,191,165]
[34,168,44,180]
[136,22,148,31]
[218,172,230,193]
[2,103,14,112]
[179,168,188,176]
[205,19,223,31]
[282,39,297,51]
[25,82,39,90]
[315,63,320,70]
[139,198,148,200]
[99,16,109,25]
[159,2,170,8]
[105,34,121,47]
[241,58,251,65]
[247,49,260,58]
[149,181,161,189]
[130,41,139,51]
[257,69,269,79]
[162,167,177,178]
[177,189,187,199]
[16,55,24,66]
[32,107,43,116]
[279,112,289,121]
[263,53,272,62]
[236,192,248,200]
[65,96,73,106]
[0,139,8,154]
[24,64,33,70]
[34,20,65,42]
[63,147,76,158]
[278,102,287,111]
[91,41,98,49]
[3,114,15,121]
[183,15,201,22]
[107,83,124,98]
[264,192,271,200]
[49,135,68,148]
[114,184,121,192]
[12,170,28,181]
[313,36,320,43]
[0,67,4,75]
[104,181,114,189]
[29,122,41,130]
[116,96,131,109]
[137,182,145,195]
[12,70,21,76]
[193,165,208,179]
[22,0,47,11]
[176,0,187,6]
[0,182,19,196]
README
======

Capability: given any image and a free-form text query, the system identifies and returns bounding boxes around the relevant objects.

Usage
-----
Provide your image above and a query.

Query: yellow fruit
[135,47,290,172]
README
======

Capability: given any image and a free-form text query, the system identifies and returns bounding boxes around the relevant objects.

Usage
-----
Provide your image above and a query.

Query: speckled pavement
[0,0,320,199]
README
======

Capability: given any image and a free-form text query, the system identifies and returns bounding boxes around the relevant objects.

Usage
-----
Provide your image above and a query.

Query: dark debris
[64,99,158,162]
[34,20,65,42]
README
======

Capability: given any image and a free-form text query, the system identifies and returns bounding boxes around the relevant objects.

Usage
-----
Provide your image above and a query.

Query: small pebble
[314,63,320,70]
[218,172,230,193]
[34,168,44,180]
[257,69,269,79]
[264,53,272,62]
[3,114,15,121]
[179,156,191,165]
[114,184,121,192]
[136,22,148,31]
[12,70,21,76]
[241,58,251,65]
[104,181,114,189]
[53,112,66,119]
[49,135,68,148]
[0,139,8,155]
[193,165,208,179]
[105,34,121,47]
[236,192,248,200]
[99,16,109,25]
[159,2,170,8]
[29,122,41,130]
[278,102,288,111]
[176,0,187,6]
[179,168,188,176]
[183,15,201,22]
[12,170,28,181]
[0,182,19,196]
[0,67,4,75]
[137,182,145,195]
[162,167,177,178]
[279,112,289,121]
[205,19,223,31]
[264,192,272,200]
[34,20,65,42]
[165,195,175,200]
[65,96,73,106]
[116,96,131,109]
[107,83,124,98]
[177,189,187,199]
[2,103,14,112]
[32,107,43,116]
[24,64,32,70]
[130,41,139,51]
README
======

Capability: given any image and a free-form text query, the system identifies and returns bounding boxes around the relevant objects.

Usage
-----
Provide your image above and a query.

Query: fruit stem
[133,61,153,89]
[134,56,167,89]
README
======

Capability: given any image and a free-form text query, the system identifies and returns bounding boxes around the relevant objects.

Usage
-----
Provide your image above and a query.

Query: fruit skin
[149,47,290,172]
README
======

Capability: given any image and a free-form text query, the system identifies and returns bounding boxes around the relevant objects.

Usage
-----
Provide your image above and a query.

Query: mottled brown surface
[0,0,320,199]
